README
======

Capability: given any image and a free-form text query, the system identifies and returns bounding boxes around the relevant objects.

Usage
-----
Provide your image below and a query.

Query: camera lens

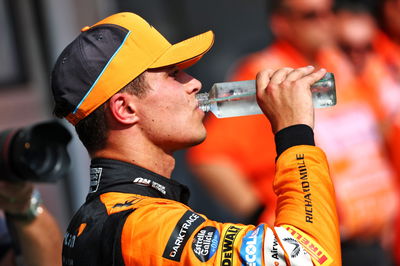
[0,121,72,182]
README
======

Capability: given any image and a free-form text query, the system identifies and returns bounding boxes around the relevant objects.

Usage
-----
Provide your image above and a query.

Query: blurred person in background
[187,0,399,265]
[0,181,62,266]
[335,2,400,129]
[374,0,400,263]
[335,3,400,264]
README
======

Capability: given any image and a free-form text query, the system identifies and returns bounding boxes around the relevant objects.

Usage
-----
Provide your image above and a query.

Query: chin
[190,136,207,147]
[184,130,207,149]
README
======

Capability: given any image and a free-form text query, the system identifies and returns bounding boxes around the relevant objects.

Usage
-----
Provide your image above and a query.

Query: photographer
[0,180,62,266]
[0,120,71,265]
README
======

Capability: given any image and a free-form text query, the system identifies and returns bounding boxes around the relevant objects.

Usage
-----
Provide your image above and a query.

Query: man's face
[275,0,334,54]
[336,11,375,73]
[135,67,206,152]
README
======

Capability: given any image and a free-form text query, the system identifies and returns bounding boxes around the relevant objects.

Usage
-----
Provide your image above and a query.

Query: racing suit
[62,125,341,265]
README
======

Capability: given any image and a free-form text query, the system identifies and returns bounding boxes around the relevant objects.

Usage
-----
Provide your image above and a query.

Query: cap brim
[149,30,214,69]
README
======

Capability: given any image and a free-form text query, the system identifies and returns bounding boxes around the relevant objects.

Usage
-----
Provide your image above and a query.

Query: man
[52,12,340,265]
[0,181,62,266]
[374,0,400,262]
[187,0,399,265]
[335,2,400,123]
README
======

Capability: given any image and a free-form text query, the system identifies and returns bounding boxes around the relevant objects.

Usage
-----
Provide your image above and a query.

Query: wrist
[275,124,315,158]
[5,189,43,223]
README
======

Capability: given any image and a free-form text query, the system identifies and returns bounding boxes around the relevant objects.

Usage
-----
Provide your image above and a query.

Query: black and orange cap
[51,12,214,125]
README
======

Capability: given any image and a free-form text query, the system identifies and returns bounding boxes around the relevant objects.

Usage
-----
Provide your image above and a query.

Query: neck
[296,45,319,64]
[277,39,319,65]
[93,133,176,178]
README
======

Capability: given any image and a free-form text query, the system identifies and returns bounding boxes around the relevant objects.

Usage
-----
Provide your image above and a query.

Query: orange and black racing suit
[62,125,341,265]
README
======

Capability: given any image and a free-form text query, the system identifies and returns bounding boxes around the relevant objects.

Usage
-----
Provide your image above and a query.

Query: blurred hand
[0,181,33,215]
[255,66,327,133]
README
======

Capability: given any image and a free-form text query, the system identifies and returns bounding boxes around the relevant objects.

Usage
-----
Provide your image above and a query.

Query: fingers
[0,181,32,200]
[285,66,315,81]
[255,66,326,133]
[0,181,33,213]
[269,67,294,84]
[255,69,275,92]
[301,68,327,85]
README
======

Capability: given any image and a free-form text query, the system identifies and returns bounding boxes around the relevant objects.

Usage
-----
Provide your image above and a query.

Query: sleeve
[120,146,340,266]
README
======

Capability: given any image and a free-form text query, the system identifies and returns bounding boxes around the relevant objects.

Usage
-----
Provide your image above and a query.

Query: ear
[108,93,139,125]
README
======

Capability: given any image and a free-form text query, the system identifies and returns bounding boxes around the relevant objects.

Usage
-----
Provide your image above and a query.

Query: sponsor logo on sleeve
[89,167,102,193]
[296,154,314,223]
[162,210,205,262]
[275,227,313,266]
[220,225,243,266]
[264,228,287,266]
[282,225,333,265]
[192,226,220,262]
[240,225,264,266]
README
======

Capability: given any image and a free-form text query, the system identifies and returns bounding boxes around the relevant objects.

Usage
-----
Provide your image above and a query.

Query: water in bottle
[196,72,336,118]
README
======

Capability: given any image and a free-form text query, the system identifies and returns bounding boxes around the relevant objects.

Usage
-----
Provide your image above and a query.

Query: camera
[0,121,72,182]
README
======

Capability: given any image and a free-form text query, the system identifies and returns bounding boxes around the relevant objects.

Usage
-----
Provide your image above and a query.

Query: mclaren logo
[112,200,134,209]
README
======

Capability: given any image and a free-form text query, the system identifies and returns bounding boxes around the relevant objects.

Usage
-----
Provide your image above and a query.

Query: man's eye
[169,70,179,77]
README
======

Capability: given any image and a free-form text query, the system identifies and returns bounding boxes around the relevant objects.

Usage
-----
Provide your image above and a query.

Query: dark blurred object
[0,121,71,182]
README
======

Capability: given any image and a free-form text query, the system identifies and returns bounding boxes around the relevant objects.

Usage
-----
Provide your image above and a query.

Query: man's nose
[184,73,202,94]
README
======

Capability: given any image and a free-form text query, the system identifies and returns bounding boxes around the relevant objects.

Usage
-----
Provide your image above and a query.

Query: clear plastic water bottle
[196,72,336,118]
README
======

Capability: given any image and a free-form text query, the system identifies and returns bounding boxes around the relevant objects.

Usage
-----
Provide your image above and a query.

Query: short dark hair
[333,1,373,15]
[266,0,291,15]
[74,73,148,155]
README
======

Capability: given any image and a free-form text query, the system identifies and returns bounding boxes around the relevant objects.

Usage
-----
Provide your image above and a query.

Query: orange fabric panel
[274,146,341,265]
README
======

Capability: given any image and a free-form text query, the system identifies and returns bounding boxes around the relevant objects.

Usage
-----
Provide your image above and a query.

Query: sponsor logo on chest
[133,177,166,195]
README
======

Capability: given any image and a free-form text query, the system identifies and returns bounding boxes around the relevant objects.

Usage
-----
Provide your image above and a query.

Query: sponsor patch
[133,177,166,195]
[296,154,314,223]
[240,225,264,266]
[192,226,220,262]
[264,228,286,266]
[275,227,313,266]
[163,210,205,261]
[283,225,333,265]
[220,225,243,266]
[64,231,77,249]
[89,167,102,193]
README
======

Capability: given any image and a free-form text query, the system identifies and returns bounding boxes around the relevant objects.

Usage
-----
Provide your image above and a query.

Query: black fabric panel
[275,124,315,158]
[88,158,191,204]
[62,198,109,266]
[51,25,128,116]
[100,209,135,266]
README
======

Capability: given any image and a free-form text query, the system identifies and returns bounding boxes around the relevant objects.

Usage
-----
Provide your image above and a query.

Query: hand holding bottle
[256,66,327,133]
